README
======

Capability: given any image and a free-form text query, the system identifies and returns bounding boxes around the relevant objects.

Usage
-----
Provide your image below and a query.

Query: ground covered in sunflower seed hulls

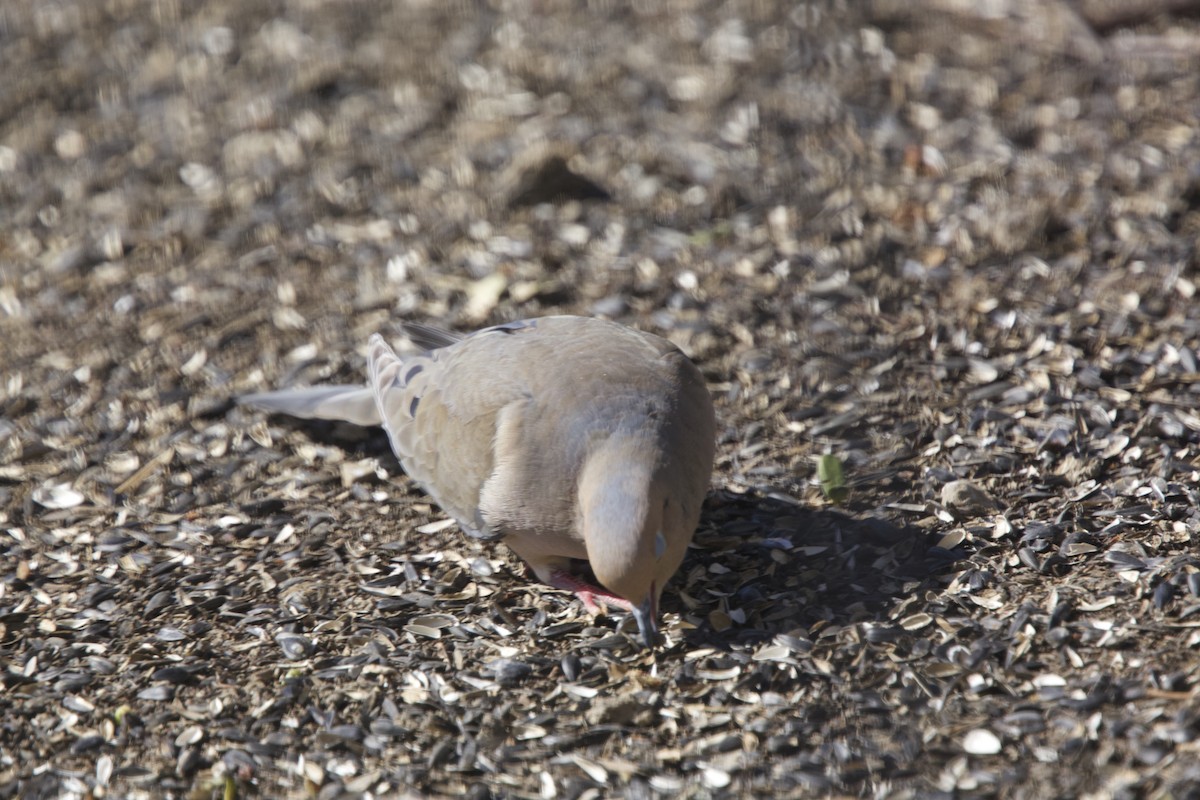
[4,0,1200,797]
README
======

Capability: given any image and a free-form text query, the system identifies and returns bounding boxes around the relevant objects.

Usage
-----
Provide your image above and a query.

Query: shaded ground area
[4,0,1200,797]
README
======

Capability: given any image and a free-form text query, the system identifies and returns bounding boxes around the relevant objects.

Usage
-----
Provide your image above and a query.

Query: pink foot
[548,570,633,615]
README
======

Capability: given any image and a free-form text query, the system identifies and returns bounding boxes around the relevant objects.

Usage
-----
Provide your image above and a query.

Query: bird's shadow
[674,488,961,651]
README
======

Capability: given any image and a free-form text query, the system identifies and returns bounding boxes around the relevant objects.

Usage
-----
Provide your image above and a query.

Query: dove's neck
[577,434,659,592]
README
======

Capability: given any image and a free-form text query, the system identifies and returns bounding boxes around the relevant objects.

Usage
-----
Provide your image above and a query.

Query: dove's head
[579,436,697,647]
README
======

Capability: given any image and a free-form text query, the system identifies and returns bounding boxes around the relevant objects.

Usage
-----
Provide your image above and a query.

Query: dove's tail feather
[239,386,382,427]
[399,321,464,352]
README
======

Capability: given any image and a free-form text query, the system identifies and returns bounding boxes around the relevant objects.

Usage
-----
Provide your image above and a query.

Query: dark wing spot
[408,395,420,417]
[404,363,424,384]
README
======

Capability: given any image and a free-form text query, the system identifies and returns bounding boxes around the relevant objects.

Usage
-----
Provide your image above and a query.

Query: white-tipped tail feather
[239,386,382,427]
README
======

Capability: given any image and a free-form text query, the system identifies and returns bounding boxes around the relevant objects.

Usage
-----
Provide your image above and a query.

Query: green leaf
[818,455,849,504]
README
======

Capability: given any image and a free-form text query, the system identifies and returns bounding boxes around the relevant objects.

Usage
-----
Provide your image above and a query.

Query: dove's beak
[631,583,659,648]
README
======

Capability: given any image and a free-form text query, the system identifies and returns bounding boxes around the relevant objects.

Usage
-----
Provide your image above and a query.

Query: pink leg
[548,570,634,614]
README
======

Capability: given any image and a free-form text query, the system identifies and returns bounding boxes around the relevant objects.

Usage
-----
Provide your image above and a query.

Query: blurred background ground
[3,0,1200,797]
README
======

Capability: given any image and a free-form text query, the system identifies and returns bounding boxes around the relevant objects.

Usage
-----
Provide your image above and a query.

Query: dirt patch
[4,1,1200,797]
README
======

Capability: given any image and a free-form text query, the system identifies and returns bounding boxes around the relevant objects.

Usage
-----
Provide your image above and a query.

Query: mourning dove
[240,316,716,646]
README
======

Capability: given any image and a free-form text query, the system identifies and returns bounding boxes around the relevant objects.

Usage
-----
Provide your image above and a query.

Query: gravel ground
[4,1,1200,798]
